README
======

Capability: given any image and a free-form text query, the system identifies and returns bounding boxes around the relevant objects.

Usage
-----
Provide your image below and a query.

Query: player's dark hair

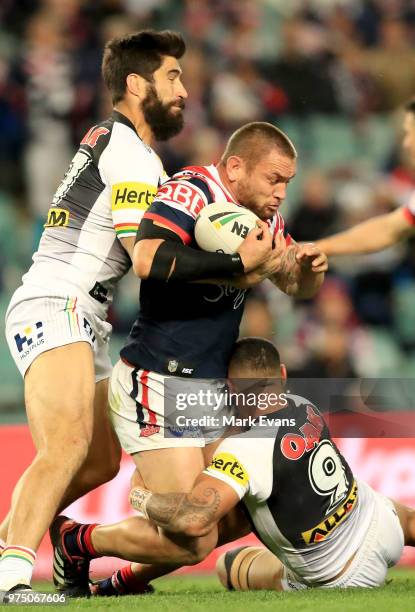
[102,29,186,104]
[230,338,281,374]
[405,97,415,115]
[221,122,297,169]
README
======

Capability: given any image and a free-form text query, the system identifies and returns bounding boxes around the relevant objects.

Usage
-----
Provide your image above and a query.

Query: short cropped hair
[102,29,186,104]
[221,122,297,169]
[230,338,281,374]
[405,97,415,115]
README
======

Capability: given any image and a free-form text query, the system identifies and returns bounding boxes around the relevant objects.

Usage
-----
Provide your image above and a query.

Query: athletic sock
[0,545,36,590]
[63,523,100,559]
[117,564,150,593]
[93,564,153,596]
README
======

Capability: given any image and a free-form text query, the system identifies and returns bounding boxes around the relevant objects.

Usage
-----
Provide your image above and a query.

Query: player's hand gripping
[295,242,328,274]
[235,230,288,287]
[237,221,274,273]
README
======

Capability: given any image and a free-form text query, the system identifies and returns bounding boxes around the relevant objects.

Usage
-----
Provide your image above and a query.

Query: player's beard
[142,84,185,141]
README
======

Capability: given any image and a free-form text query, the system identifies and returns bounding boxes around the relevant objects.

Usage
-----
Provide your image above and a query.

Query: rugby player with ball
[51,122,328,595]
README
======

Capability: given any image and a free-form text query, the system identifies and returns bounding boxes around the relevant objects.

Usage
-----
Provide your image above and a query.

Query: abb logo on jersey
[157,182,205,218]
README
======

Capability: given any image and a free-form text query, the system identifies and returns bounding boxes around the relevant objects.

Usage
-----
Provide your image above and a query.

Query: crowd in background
[2,0,415,409]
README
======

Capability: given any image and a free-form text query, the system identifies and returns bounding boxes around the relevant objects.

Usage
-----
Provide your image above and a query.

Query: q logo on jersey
[209,452,249,486]
[111,182,157,211]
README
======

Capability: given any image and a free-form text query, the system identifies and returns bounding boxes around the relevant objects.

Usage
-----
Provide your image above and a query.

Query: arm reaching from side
[316,208,415,256]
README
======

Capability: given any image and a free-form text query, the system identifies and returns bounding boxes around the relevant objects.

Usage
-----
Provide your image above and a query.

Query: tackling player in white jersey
[0,29,187,597]
[127,338,414,591]
[49,337,415,594]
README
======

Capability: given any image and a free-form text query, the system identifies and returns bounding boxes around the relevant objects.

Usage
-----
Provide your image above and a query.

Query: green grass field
[27,569,415,611]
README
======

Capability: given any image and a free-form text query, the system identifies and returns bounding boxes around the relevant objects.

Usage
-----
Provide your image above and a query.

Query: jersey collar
[111,110,141,137]
[252,396,297,424]
[206,164,237,203]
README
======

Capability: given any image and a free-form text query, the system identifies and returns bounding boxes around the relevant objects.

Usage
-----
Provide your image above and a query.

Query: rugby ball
[195,202,259,254]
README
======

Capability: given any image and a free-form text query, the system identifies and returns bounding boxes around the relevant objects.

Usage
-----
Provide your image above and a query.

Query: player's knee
[57,426,92,455]
[95,438,121,483]
[82,455,121,489]
[104,447,122,482]
[36,436,90,474]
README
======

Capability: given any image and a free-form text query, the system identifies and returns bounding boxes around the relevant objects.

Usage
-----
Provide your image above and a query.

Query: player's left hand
[295,243,328,273]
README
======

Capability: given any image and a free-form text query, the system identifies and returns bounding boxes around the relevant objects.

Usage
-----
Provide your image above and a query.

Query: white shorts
[282,483,404,590]
[5,291,112,382]
[109,359,229,453]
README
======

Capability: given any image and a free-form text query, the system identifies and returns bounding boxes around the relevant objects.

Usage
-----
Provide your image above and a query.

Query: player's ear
[225,155,245,183]
[280,363,287,386]
[126,73,148,100]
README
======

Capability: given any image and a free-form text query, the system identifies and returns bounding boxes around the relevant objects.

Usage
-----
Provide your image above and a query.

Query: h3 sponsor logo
[14,322,44,357]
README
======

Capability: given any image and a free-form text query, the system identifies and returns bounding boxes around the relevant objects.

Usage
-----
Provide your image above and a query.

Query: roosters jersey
[19,111,164,318]
[205,395,375,584]
[121,164,291,378]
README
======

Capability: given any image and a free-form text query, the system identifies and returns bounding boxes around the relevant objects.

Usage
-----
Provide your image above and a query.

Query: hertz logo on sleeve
[209,452,249,486]
[44,208,69,227]
[111,182,157,210]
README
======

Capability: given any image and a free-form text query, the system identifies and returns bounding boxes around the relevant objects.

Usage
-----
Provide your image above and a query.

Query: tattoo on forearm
[146,487,221,532]
[129,488,152,516]
[274,245,299,294]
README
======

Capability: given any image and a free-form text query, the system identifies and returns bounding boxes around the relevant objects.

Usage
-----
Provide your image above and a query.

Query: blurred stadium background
[2,0,415,578]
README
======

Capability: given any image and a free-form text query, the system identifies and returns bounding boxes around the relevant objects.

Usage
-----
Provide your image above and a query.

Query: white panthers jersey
[205,394,376,584]
[19,110,164,318]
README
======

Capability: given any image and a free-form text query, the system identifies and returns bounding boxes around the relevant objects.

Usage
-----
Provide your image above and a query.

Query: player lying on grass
[51,337,415,593]
[317,97,415,257]
[50,121,328,596]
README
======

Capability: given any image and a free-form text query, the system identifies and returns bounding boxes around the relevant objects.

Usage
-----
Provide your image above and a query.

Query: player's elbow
[133,242,152,279]
[133,257,150,279]
[182,525,209,538]
[175,517,213,539]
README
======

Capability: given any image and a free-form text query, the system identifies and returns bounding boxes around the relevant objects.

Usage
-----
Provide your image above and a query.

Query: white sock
[0,546,36,590]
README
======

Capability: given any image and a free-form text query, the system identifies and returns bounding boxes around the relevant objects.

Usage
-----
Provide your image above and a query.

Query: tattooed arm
[271,242,328,298]
[129,475,240,538]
